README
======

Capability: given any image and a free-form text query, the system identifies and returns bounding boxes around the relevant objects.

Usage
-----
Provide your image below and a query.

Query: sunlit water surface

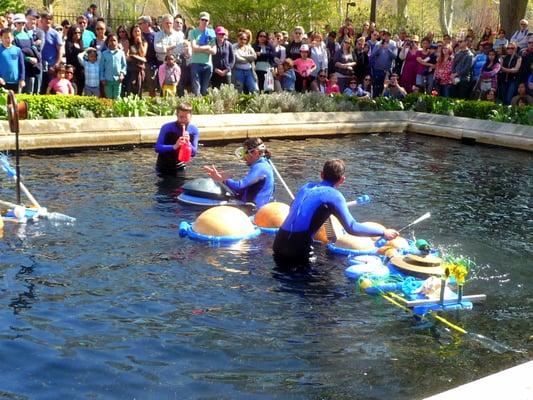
[0,133,531,399]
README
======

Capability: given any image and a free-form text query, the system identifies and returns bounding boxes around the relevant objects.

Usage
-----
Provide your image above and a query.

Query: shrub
[453,100,499,120]
[1,90,530,126]
[15,94,112,119]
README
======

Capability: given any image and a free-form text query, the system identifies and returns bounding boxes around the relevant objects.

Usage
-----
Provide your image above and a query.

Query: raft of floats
[178,178,486,319]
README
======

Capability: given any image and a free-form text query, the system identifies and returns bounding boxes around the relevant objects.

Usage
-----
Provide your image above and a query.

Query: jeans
[501,80,518,105]
[190,63,212,96]
[372,69,387,98]
[234,68,258,94]
[438,84,452,97]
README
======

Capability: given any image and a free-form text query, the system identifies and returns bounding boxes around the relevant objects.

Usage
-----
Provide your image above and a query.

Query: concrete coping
[0,111,531,152]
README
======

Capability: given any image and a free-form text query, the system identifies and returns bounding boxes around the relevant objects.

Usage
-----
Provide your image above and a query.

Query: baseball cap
[300,44,310,52]
[215,26,225,35]
[12,13,26,24]
[199,11,210,20]
[138,15,152,24]
[26,8,39,18]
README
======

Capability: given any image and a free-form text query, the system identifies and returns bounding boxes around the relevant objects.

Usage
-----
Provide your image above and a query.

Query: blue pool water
[0,133,531,399]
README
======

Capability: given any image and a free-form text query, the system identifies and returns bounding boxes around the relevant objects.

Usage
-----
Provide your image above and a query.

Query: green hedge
[1,86,532,125]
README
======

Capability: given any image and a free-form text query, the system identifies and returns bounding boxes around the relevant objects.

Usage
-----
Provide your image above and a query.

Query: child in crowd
[278,58,296,92]
[158,53,181,97]
[78,47,101,96]
[99,34,127,99]
[293,44,316,91]
[65,64,77,94]
[46,65,75,95]
[343,78,369,98]
[325,73,340,94]
[0,28,25,93]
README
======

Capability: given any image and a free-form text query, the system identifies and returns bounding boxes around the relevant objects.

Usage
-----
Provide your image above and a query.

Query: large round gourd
[193,206,256,237]
[253,202,289,228]
[334,234,375,250]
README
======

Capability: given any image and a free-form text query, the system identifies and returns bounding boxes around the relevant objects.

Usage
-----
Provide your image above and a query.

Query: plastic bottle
[178,142,192,163]
[177,124,192,163]
[46,212,77,223]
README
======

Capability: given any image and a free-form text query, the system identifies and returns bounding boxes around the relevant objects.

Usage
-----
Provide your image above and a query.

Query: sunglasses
[200,18,209,22]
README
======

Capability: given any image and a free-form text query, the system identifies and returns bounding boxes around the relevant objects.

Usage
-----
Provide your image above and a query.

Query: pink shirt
[293,57,316,77]
[326,83,340,94]
[49,78,75,95]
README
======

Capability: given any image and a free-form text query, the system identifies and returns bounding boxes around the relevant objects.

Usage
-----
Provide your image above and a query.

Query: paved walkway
[424,360,533,400]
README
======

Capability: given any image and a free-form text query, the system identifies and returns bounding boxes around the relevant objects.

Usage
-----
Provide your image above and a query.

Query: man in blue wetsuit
[273,159,398,264]
[203,137,275,209]
[155,103,200,175]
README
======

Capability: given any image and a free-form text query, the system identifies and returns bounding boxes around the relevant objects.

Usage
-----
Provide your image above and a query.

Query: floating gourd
[193,206,256,237]
[334,234,375,250]
[253,202,289,228]
[386,236,410,249]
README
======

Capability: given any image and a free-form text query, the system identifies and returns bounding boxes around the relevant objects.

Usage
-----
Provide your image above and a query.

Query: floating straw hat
[390,254,445,278]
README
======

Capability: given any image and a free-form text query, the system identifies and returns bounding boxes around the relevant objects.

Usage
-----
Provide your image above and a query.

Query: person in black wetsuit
[273,159,398,265]
[154,102,200,175]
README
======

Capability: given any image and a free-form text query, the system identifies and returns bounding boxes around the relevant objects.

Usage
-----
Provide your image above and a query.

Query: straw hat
[390,254,444,278]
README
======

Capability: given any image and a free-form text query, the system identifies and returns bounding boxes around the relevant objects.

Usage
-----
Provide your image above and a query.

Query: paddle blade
[412,212,431,225]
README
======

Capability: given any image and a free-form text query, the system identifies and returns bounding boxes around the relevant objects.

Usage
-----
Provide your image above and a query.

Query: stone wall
[0,112,531,152]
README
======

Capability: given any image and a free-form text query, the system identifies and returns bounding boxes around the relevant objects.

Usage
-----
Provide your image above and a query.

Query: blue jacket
[224,157,274,208]
[0,45,25,84]
[212,40,235,71]
[99,48,127,81]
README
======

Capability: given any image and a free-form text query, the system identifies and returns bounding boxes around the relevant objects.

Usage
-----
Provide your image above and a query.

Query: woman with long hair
[65,25,85,94]
[124,24,147,96]
[232,31,258,93]
[333,39,356,91]
[252,30,274,92]
[434,44,454,97]
[479,49,501,98]
[116,25,130,53]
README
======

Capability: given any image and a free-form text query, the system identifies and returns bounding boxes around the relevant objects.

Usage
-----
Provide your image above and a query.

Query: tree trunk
[499,0,528,39]
[42,0,54,13]
[162,0,179,16]
[438,0,454,36]
[370,0,377,24]
[397,0,408,20]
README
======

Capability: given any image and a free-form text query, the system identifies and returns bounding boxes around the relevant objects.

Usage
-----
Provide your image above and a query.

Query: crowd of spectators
[0,4,532,106]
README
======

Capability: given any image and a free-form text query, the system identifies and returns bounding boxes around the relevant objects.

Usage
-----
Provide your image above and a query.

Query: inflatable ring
[327,242,379,256]
[179,221,261,243]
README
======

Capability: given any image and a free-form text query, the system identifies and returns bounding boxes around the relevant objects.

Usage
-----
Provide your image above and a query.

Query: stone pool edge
[0,111,531,152]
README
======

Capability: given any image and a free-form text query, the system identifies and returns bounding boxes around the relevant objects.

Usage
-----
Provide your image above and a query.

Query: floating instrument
[177,177,253,208]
